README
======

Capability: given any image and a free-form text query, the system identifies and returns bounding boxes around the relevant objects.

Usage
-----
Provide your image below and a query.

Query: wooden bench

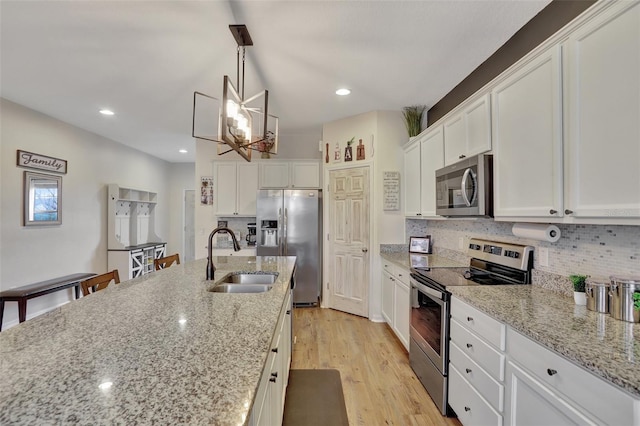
[0,273,96,331]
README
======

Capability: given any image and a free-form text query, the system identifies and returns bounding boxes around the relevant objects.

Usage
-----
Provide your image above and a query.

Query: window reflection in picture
[24,171,62,226]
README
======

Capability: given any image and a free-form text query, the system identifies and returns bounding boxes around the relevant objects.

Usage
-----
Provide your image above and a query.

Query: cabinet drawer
[381,262,410,285]
[451,297,506,350]
[507,328,638,426]
[451,319,505,381]
[450,341,504,412]
[449,364,503,426]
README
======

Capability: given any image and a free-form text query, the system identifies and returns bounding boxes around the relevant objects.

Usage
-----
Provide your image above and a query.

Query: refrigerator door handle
[284,207,288,255]
[278,208,283,256]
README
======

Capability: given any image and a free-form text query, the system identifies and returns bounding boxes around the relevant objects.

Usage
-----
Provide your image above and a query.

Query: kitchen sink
[211,283,273,293]
[209,272,278,293]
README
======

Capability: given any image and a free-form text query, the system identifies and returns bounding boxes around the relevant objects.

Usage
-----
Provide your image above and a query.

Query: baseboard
[1,298,73,331]
[369,314,385,323]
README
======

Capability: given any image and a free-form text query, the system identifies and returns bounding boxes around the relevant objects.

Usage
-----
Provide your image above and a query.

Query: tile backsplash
[214,217,255,247]
[406,219,640,282]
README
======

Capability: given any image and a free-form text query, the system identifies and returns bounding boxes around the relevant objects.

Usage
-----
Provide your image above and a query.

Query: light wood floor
[291,307,462,426]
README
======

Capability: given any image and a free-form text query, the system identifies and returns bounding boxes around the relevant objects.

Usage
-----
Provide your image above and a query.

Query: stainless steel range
[409,239,534,416]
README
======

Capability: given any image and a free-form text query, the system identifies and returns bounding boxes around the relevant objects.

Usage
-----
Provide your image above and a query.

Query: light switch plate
[458,237,465,250]
[539,247,549,267]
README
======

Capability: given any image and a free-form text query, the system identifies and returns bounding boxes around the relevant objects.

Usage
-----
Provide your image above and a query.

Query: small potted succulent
[570,274,588,305]
[633,292,640,323]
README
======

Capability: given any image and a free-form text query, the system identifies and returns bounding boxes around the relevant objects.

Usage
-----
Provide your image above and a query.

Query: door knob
[362,248,368,253]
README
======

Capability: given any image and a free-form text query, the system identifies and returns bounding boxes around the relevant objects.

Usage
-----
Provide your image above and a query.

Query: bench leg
[0,300,4,332]
[74,284,80,300]
[18,299,27,323]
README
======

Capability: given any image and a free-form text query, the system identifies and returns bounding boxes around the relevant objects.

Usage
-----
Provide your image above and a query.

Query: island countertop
[0,256,296,425]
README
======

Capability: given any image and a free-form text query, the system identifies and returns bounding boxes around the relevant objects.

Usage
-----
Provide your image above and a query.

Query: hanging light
[192,25,279,162]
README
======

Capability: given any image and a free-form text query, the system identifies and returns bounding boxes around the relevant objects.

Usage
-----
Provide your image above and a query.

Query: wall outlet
[458,236,465,250]
[539,247,549,267]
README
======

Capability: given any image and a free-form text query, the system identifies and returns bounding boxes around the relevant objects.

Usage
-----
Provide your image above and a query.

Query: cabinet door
[214,163,238,215]
[403,140,422,217]
[565,2,640,219]
[420,126,444,217]
[393,280,410,350]
[465,94,492,158]
[381,269,394,324]
[260,162,289,188]
[506,361,597,426]
[236,163,258,215]
[290,162,320,188]
[492,46,563,219]
[443,113,466,166]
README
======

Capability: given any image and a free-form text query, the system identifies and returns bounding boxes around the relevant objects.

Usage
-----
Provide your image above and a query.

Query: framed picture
[409,236,431,254]
[24,171,62,226]
[410,254,429,269]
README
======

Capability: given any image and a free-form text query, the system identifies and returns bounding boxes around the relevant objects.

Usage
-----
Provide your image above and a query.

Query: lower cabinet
[107,243,166,281]
[381,260,410,350]
[250,289,292,426]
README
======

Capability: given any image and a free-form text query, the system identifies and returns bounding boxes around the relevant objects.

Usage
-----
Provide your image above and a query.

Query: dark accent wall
[427,0,597,125]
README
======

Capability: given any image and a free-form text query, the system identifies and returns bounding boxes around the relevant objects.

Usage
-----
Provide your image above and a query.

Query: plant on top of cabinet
[402,105,427,138]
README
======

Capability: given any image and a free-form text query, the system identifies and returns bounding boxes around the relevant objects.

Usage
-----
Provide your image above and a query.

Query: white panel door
[420,126,444,217]
[565,1,640,219]
[236,163,258,215]
[214,163,238,215]
[290,162,320,188]
[260,162,289,188]
[465,94,492,158]
[444,113,466,166]
[393,279,410,350]
[492,46,563,219]
[403,139,422,217]
[381,270,394,324]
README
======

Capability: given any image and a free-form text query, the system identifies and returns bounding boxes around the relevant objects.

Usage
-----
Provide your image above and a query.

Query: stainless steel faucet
[206,227,241,280]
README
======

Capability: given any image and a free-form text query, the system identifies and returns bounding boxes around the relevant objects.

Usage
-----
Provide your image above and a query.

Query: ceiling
[0,0,551,163]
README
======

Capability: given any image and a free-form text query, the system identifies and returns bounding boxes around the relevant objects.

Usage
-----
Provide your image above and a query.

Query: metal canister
[609,276,640,323]
[585,280,610,313]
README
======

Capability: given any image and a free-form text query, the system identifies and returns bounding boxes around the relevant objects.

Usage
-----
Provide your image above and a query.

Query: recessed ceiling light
[99,109,115,116]
[335,88,351,96]
[179,149,188,154]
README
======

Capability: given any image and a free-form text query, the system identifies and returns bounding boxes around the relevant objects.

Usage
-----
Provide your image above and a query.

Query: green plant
[633,292,640,311]
[569,274,588,292]
[347,137,355,146]
[402,105,427,138]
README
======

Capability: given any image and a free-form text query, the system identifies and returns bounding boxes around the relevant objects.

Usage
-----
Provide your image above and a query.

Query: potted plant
[569,274,588,305]
[402,105,427,138]
[633,292,640,323]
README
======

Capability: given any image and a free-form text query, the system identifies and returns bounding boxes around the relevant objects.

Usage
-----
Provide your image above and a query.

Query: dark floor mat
[283,369,349,426]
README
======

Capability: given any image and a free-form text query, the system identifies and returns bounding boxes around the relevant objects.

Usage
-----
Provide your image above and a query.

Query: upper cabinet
[260,161,320,189]
[492,46,563,219]
[214,162,259,216]
[443,94,491,166]
[564,1,640,220]
[403,126,444,218]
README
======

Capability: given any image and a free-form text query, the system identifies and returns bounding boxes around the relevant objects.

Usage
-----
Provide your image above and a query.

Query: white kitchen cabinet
[449,296,506,425]
[564,1,640,220]
[381,261,409,351]
[492,45,563,219]
[403,139,422,217]
[403,126,444,218]
[108,243,166,281]
[214,162,258,216]
[260,161,321,189]
[443,94,491,166]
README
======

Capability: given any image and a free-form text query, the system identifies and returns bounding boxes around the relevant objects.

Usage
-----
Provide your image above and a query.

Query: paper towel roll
[512,223,561,243]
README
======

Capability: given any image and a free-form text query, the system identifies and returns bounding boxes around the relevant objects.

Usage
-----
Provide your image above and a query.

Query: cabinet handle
[286,310,291,315]
[549,209,557,215]
[564,209,573,215]
[398,273,403,277]
[362,248,368,253]
[390,277,395,282]
[271,372,278,378]
[466,316,473,322]
[464,406,471,412]
[465,368,472,374]
[459,154,466,159]
[269,373,277,383]
[271,348,278,353]
[466,343,473,349]
[417,213,422,216]
[547,368,558,376]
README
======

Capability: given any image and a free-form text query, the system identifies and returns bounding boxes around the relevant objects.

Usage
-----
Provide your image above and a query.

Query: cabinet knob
[464,407,471,412]
[459,154,466,159]
[271,348,278,353]
[269,376,277,383]
[466,343,473,349]
[465,368,472,374]
[549,209,557,215]
[547,368,558,376]
[564,209,573,215]
[417,213,422,216]
[466,316,473,322]
[271,372,278,378]
[286,310,291,315]
[362,248,368,253]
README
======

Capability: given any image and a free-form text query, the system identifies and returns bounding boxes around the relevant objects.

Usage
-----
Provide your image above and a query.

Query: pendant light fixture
[192,24,278,162]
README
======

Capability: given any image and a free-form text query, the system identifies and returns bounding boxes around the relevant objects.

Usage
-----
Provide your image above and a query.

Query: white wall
[0,99,188,329]
[167,162,195,258]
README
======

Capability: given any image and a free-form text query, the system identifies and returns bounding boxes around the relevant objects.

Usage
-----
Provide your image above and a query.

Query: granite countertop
[380,251,466,270]
[0,256,296,425]
[449,285,640,397]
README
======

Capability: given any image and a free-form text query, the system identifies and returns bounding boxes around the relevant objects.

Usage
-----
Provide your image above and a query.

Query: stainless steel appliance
[246,223,257,246]
[409,238,533,416]
[436,154,493,217]
[257,189,322,306]
[609,276,640,323]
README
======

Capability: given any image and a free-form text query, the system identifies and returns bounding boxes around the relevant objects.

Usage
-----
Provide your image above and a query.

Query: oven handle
[411,278,444,300]
[460,168,477,207]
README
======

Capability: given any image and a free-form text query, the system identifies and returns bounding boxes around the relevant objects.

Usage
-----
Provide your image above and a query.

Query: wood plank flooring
[291,307,462,426]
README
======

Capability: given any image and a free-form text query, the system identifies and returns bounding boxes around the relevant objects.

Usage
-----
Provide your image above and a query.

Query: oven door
[410,277,450,374]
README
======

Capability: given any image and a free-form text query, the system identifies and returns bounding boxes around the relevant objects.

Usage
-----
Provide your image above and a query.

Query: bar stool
[154,254,180,271]
[80,270,120,296]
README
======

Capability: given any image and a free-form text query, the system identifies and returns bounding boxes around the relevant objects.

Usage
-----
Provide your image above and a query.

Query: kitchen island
[0,256,296,425]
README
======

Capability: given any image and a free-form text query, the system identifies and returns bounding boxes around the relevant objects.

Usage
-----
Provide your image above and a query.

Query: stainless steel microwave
[435,154,493,217]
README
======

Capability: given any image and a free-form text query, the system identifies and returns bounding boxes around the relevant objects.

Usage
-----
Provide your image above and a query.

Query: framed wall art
[409,235,431,254]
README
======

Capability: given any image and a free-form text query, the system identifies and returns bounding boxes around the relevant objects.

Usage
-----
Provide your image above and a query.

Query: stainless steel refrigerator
[257,189,322,306]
